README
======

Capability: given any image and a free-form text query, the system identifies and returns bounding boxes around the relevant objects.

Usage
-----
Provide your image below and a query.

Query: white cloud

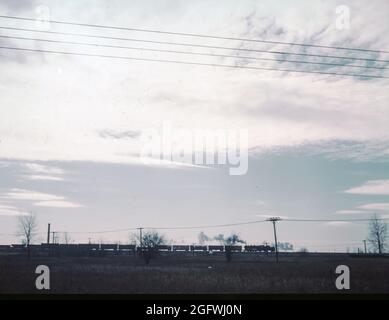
[0,188,83,209]
[3,189,64,201]
[21,174,64,181]
[344,180,389,195]
[358,203,389,211]
[324,221,351,227]
[23,163,65,175]
[34,200,83,208]
[0,201,27,216]
[277,140,389,162]
[334,210,369,215]
[21,163,65,181]
[0,204,21,216]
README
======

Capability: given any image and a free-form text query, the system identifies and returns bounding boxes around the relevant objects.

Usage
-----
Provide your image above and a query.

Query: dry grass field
[0,253,388,294]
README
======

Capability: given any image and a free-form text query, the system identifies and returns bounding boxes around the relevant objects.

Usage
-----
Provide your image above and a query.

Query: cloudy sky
[1,0,389,251]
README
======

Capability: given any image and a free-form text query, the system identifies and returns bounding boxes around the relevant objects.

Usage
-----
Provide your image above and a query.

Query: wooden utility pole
[268,217,281,263]
[47,223,51,244]
[363,240,367,254]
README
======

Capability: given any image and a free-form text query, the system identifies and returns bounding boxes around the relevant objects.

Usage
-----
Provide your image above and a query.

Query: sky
[0,0,389,251]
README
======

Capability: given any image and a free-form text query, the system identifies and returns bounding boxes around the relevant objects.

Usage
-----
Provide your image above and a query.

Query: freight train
[0,243,275,256]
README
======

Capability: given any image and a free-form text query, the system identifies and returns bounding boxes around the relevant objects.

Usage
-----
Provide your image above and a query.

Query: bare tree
[17,213,38,258]
[138,231,166,265]
[368,214,387,254]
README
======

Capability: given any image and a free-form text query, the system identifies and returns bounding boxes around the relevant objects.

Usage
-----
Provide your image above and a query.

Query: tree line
[15,212,388,263]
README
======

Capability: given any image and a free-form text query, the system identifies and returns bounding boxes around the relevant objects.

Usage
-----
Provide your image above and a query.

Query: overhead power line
[1,34,388,71]
[1,217,386,236]
[282,218,388,222]
[55,219,270,234]
[1,26,389,64]
[1,14,388,54]
[59,217,389,234]
[1,45,388,79]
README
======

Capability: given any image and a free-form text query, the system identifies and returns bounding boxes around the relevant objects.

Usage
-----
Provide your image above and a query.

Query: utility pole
[47,223,51,244]
[268,217,281,263]
[363,240,367,254]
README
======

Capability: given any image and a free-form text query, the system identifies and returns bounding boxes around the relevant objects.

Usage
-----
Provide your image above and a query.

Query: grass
[0,253,388,294]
